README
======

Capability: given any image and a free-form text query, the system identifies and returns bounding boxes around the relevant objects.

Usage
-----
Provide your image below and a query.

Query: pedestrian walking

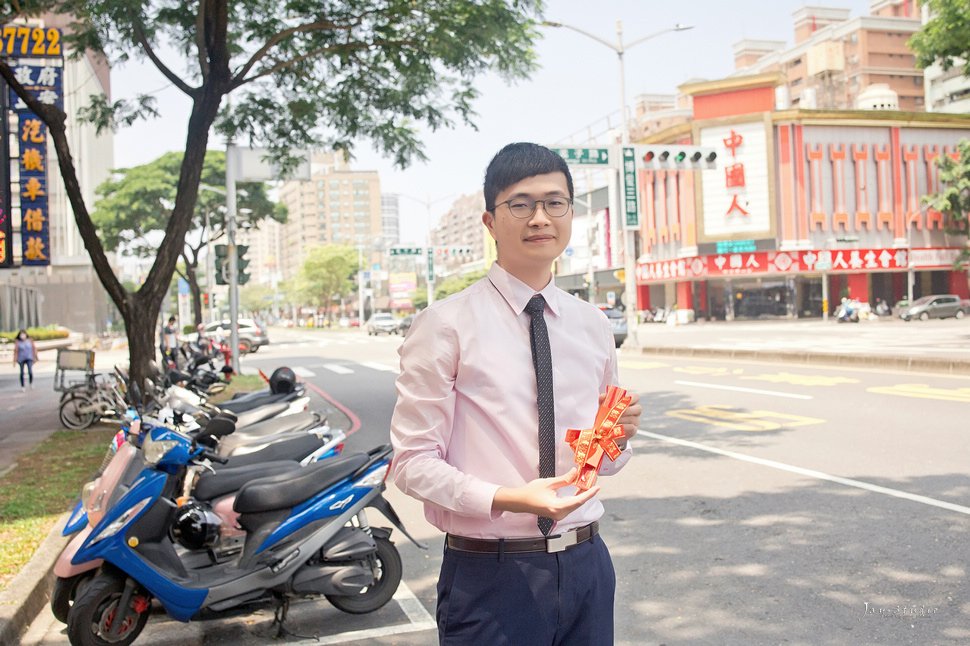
[160,316,179,368]
[12,329,38,391]
[390,142,642,645]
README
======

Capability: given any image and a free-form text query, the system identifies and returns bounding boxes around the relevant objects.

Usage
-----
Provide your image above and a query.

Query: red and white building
[634,72,970,320]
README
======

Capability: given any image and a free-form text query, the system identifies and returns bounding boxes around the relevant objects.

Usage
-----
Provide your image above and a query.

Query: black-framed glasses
[493,197,573,219]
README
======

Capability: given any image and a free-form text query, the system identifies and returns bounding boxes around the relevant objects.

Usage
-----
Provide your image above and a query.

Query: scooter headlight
[143,433,179,465]
[80,480,97,509]
[89,498,152,545]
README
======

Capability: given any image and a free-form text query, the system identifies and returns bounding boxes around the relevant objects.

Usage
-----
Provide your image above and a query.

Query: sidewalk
[628,316,970,373]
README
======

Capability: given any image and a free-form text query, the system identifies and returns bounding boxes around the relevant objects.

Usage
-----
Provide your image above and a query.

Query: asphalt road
[22,326,970,645]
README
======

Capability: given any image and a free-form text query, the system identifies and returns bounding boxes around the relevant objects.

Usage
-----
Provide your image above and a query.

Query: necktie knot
[525,294,546,317]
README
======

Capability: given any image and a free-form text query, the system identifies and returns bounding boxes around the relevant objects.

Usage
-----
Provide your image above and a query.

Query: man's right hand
[491,467,599,520]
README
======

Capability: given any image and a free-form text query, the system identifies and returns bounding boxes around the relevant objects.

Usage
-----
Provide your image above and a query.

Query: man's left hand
[600,390,641,449]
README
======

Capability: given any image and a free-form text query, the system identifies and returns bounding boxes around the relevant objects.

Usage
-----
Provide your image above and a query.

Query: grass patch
[208,374,265,404]
[0,428,116,591]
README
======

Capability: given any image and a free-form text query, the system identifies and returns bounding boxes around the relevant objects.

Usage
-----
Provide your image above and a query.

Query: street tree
[908,0,970,77]
[91,151,283,325]
[291,245,357,322]
[922,139,970,265]
[240,283,274,316]
[0,1,543,387]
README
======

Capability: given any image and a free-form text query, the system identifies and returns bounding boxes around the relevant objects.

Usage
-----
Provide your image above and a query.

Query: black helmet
[269,366,297,394]
[172,500,222,550]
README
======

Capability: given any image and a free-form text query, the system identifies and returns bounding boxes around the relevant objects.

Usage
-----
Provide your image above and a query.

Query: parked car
[397,314,415,336]
[202,318,269,353]
[602,308,627,348]
[899,294,969,321]
[367,312,399,335]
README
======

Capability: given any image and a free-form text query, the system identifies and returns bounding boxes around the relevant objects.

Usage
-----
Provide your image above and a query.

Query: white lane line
[641,430,970,516]
[674,380,812,400]
[321,363,354,375]
[296,581,436,645]
[360,361,399,373]
[292,366,316,378]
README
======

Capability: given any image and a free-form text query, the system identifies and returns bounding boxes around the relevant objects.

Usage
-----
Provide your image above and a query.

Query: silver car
[367,313,399,335]
[602,308,628,348]
[900,295,968,321]
[203,318,269,352]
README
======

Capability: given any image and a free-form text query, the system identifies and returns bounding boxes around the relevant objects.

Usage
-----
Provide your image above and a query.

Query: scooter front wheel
[325,536,402,614]
[51,573,94,624]
[67,573,150,646]
[59,394,97,430]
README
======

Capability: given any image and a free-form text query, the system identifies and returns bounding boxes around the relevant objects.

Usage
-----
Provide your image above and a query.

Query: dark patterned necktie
[525,294,555,536]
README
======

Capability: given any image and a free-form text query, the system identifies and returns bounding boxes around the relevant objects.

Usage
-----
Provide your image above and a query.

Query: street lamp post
[395,192,455,307]
[542,20,693,345]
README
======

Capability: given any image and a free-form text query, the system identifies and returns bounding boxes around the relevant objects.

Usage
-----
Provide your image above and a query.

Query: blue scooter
[63,422,423,645]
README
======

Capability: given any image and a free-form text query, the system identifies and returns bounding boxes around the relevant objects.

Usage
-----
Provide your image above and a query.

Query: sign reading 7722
[1,26,61,57]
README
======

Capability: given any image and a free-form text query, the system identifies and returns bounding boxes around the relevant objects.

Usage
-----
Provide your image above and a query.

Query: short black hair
[483,143,573,211]
[168,316,176,323]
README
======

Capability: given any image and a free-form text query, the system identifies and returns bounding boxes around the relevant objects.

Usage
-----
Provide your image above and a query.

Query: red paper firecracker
[565,385,630,491]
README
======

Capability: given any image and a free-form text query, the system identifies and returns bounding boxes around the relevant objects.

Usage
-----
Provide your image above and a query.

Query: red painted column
[847,273,870,303]
[892,272,906,301]
[637,284,651,311]
[949,271,970,299]
[697,281,708,318]
[676,281,693,310]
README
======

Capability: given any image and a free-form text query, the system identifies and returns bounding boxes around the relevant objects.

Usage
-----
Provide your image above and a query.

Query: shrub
[0,326,70,342]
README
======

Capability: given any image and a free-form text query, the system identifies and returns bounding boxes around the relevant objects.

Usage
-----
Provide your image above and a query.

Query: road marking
[867,384,970,403]
[673,366,729,376]
[674,380,813,400]
[298,581,436,644]
[292,366,316,377]
[640,430,970,517]
[666,405,824,432]
[322,363,354,375]
[618,360,669,370]
[361,361,399,373]
[743,372,858,387]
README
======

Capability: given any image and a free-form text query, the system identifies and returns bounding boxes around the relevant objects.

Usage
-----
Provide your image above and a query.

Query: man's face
[483,172,572,273]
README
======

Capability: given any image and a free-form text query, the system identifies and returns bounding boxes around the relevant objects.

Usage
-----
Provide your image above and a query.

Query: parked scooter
[836,298,860,323]
[63,422,423,645]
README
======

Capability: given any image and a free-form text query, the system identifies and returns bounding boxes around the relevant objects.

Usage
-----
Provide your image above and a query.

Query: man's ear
[482,210,496,240]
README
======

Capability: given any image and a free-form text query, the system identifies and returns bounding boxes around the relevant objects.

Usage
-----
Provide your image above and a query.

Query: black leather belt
[446,522,598,554]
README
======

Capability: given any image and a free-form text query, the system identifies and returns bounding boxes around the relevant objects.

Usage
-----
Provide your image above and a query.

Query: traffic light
[203,293,209,307]
[236,245,250,285]
[214,244,229,285]
[637,145,717,170]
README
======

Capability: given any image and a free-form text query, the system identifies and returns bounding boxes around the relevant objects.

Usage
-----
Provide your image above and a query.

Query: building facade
[277,152,382,281]
[634,73,970,320]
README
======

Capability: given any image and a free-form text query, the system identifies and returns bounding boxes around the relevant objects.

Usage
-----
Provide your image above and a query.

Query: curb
[637,346,970,375]
[0,513,69,646]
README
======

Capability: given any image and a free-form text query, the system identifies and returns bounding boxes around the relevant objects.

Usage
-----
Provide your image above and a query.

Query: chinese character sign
[699,122,771,238]
[9,63,63,110]
[18,113,49,265]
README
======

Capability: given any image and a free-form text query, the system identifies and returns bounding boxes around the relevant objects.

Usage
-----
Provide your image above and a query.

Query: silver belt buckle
[546,530,578,553]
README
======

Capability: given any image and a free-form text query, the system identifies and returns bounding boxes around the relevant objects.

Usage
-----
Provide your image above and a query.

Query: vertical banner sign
[622,147,639,229]
[0,75,10,267]
[4,26,63,267]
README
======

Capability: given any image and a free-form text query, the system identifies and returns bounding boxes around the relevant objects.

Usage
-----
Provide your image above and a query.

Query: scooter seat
[218,434,326,468]
[195,460,300,502]
[231,402,289,428]
[234,453,370,514]
[219,391,300,414]
[229,411,321,442]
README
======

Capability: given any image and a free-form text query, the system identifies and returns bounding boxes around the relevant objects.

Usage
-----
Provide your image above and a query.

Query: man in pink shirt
[390,142,641,645]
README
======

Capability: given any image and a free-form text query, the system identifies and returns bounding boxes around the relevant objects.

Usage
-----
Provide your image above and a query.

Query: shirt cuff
[464,480,502,519]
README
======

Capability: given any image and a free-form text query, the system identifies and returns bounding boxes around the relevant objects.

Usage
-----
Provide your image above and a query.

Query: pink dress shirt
[390,262,632,539]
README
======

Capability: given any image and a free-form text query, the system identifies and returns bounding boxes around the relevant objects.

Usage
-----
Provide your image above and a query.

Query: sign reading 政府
[635,247,960,284]
[699,122,771,239]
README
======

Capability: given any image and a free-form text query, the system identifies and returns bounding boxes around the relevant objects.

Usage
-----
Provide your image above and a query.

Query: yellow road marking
[743,372,859,387]
[867,384,970,403]
[666,405,825,432]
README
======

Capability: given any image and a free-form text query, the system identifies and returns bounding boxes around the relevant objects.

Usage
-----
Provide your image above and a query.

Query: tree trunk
[183,255,204,326]
[125,295,160,396]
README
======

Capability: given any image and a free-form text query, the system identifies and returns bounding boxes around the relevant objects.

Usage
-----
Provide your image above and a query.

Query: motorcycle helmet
[172,500,222,550]
[269,366,297,394]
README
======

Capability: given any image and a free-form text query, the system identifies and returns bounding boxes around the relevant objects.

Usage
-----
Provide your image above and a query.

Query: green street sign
[390,247,424,256]
[622,147,639,229]
[427,247,435,283]
[549,147,610,166]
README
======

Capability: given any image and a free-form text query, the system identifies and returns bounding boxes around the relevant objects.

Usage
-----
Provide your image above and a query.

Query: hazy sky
[111,0,873,244]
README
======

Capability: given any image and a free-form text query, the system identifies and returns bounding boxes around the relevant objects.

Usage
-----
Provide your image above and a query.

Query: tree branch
[231,19,351,86]
[132,19,197,96]
[195,0,209,80]
[232,39,413,88]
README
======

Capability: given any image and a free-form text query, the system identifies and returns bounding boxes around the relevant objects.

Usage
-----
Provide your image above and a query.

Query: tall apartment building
[380,194,401,248]
[429,193,491,276]
[919,3,970,113]
[731,2,923,112]
[236,218,282,287]
[277,152,382,280]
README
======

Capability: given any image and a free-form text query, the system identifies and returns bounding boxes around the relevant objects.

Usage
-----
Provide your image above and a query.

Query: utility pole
[225,144,241,374]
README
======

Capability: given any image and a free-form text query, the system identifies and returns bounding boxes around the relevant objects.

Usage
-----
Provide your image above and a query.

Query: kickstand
[270,595,319,641]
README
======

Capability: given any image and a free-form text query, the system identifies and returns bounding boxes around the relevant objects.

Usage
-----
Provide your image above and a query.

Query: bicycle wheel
[60,394,97,430]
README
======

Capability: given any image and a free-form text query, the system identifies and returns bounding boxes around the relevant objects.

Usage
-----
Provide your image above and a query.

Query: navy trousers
[436,534,615,645]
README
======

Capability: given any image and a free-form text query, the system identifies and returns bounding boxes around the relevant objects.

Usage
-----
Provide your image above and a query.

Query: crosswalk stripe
[361,361,399,373]
[322,363,354,375]
[292,366,316,377]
